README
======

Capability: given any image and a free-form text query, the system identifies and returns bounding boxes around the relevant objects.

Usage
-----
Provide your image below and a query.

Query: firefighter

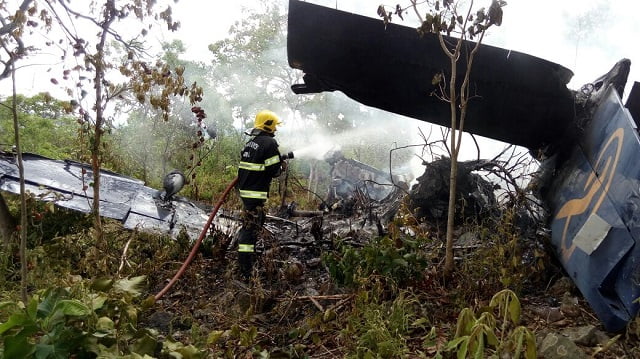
[236,110,284,280]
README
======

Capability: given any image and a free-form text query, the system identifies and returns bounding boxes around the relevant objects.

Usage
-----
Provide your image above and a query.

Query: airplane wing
[0,152,228,239]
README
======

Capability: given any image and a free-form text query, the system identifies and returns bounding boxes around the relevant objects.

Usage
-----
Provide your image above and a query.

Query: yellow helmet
[254,110,281,133]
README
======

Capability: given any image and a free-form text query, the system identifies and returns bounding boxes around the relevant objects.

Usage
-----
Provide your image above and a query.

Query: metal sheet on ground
[0,152,221,240]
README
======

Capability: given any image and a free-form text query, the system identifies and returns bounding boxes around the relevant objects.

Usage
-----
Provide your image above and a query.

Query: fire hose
[154,176,238,301]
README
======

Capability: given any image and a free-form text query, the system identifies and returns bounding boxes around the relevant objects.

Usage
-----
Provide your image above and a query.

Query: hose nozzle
[281,151,294,160]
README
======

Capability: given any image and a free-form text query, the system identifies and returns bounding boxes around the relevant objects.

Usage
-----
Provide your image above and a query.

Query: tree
[0,93,79,158]
[382,0,506,275]
[104,40,220,198]
[20,0,204,242]
[1,1,42,301]
[0,93,78,294]
[565,3,609,71]
[9,62,29,302]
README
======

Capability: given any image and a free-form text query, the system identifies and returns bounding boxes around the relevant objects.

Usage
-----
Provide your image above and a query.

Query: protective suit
[236,110,282,279]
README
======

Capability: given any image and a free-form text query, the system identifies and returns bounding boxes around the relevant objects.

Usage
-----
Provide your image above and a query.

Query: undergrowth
[0,195,635,358]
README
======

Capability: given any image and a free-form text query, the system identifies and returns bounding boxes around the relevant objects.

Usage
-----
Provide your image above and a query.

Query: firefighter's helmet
[253,110,281,134]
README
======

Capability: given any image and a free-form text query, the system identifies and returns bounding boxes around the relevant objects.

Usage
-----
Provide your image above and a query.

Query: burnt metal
[324,150,400,204]
[287,0,576,151]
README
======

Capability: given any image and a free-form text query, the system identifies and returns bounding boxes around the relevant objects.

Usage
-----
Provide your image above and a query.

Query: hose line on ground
[154,177,239,301]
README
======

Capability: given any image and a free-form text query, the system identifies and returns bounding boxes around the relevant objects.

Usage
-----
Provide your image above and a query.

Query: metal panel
[0,152,220,240]
[547,87,640,331]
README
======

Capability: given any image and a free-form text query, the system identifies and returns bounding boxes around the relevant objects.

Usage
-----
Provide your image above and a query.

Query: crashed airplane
[0,0,638,334]
[286,0,640,331]
[0,152,216,239]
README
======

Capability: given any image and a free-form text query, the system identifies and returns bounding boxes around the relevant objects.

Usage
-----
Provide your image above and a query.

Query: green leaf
[207,330,224,345]
[26,297,38,320]
[454,308,476,337]
[3,333,36,358]
[90,278,114,291]
[163,340,203,359]
[0,312,33,336]
[525,329,537,359]
[38,289,63,319]
[34,343,55,359]
[91,293,108,311]
[141,295,156,310]
[96,316,115,332]
[472,334,484,359]
[53,299,91,317]
[131,332,159,356]
[174,344,203,359]
[485,327,499,347]
[445,336,468,350]
[456,338,469,359]
[125,305,139,326]
[114,276,147,296]
[508,296,521,324]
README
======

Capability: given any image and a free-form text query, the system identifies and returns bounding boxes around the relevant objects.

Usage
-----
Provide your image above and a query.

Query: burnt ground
[138,175,640,358]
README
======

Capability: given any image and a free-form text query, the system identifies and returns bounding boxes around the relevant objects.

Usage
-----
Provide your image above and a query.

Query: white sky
[3,0,640,163]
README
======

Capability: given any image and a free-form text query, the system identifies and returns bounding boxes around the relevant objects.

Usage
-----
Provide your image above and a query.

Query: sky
[3,0,640,166]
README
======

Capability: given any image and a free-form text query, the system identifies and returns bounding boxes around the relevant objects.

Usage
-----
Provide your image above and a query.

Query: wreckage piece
[0,152,216,239]
[287,0,576,151]
[544,71,640,332]
[325,150,403,205]
[408,157,498,224]
[624,81,640,128]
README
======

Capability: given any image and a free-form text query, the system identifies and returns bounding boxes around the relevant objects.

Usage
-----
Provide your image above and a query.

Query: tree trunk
[10,61,28,302]
[0,192,16,250]
[444,157,458,276]
[444,43,460,277]
[90,2,117,244]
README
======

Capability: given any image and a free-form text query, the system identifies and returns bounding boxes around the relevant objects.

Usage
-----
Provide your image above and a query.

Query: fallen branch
[308,296,324,311]
[279,294,353,301]
[117,233,134,276]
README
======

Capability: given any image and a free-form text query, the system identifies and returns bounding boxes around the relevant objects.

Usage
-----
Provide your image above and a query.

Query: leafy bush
[323,236,430,288]
[0,277,202,358]
[343,291,417,358]
[439,289,536,359]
